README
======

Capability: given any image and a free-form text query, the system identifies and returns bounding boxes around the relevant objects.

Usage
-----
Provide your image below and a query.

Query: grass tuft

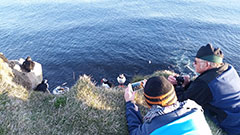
[54,97,67,108]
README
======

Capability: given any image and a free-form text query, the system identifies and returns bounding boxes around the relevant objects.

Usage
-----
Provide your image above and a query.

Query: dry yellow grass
[0,58,29,101]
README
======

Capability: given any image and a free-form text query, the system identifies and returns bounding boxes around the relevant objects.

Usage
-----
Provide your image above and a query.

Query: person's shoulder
[195,70,217,84]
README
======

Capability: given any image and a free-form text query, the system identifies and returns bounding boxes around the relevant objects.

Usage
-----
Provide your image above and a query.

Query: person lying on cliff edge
[168,43,240,135]
[124,76,212,135]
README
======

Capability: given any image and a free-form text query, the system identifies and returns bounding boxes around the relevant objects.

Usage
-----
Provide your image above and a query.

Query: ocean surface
[1,0,240,89]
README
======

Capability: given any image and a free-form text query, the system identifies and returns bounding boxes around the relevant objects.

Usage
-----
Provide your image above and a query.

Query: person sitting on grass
[124,76,212,135]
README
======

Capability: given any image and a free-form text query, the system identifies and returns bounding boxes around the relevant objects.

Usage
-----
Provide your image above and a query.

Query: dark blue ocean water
[1,0,240,89]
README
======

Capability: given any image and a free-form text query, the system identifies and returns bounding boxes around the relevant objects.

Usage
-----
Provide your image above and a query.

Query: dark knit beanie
[196,44,224,63]
[144,76,177,107]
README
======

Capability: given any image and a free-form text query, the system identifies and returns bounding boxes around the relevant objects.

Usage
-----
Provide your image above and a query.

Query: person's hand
[182,74,190,87]
[168,75,177,85]
[143,79,147,87]
[124,84,136,102]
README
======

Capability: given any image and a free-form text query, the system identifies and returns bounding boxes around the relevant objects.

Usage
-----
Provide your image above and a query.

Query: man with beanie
[124,76,212,135]
[168,44,240,135]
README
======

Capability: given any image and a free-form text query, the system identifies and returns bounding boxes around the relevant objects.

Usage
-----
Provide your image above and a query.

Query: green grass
[0,71,226,135]
[54,97,67,108]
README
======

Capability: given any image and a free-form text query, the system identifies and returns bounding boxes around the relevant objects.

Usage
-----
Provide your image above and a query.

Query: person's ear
[200,61,208,70]
[204,62,212,71]
[206,62,211,68]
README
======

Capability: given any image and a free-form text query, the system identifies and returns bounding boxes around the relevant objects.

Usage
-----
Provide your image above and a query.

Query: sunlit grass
[0,58,29,100]
[0,82,29,101]
[74,75,113,110]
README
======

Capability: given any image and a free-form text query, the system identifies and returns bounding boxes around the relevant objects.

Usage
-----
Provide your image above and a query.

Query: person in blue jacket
[124,76,212,135]
[168,44,240,135]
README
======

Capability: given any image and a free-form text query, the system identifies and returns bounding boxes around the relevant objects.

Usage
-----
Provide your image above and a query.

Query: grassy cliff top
[0,56,224,134]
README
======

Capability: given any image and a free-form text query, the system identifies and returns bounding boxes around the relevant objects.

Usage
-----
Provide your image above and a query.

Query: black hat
[196,44,224,63]
[144,76,177,107]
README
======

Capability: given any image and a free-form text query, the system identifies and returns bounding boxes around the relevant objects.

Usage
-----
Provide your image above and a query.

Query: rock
[9,58,43,90]
[1,53,43,90]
